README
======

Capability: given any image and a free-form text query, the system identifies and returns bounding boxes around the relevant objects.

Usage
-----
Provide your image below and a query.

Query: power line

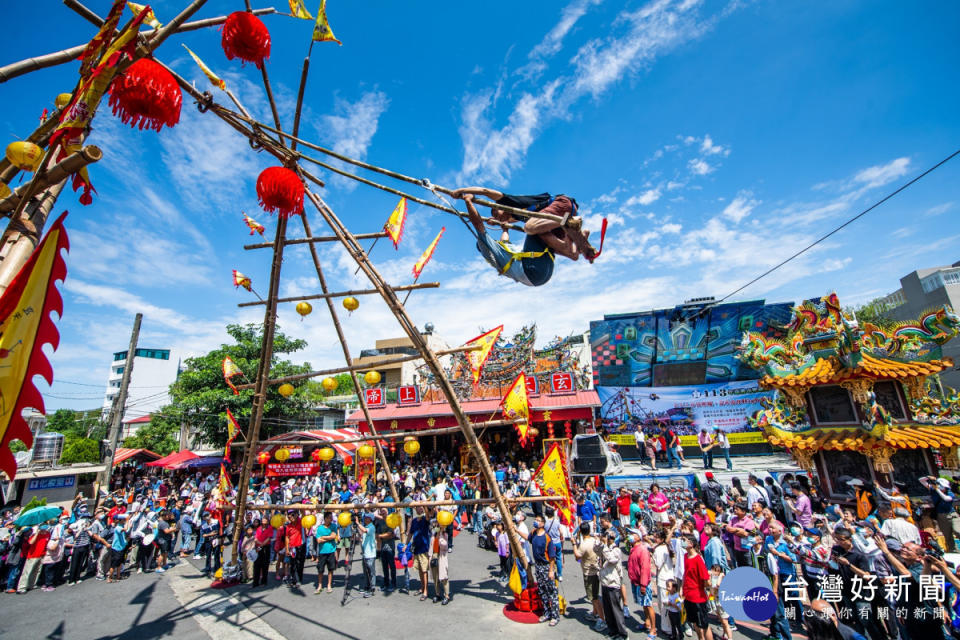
[713,147,960,305]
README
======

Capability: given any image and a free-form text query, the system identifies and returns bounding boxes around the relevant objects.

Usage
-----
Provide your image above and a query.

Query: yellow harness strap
[497,241,554,274]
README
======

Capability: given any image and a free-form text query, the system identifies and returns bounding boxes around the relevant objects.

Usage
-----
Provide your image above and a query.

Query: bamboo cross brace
[232,420,521,448]
[236,282,439,307]
[227,496,564,512]
[244,231,387,250]
[232,344,481,390]
[0,145,102,215]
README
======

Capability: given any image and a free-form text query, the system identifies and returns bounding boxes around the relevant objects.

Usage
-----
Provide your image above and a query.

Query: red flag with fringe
[384,197,407,249]
[0,212,69,480]
[224,408,242,458]
[412,227,444,278]
[464,325,502,385]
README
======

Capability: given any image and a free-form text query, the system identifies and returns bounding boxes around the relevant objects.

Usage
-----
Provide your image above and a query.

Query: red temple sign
[266,462,319,477]
[364,387,385,407]
[550,372,573,393]
[397,385,420,405]
[525,375,539,395]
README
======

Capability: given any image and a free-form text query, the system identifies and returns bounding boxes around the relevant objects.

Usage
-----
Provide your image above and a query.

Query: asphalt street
[0,526,803,640]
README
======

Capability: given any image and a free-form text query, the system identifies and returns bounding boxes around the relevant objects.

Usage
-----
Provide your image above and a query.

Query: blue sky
[3,0,959,412]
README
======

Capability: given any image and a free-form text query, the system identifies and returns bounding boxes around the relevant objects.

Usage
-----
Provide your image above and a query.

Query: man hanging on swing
[450,187,605,287]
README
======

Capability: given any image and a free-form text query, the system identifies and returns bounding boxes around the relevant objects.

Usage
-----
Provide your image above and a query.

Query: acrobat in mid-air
[450,187,605,287]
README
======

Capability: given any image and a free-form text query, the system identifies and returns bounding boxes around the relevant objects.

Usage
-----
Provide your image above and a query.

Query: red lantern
[256,451,270,465]
[310,449,321,462]
[221,11,271,69]
[256,166,304,217]
[547,421,555,439]
[565,421,572,439]
[108,58,181,131]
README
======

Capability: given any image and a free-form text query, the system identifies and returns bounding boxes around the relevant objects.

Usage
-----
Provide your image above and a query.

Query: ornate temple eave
[759,356,954,389]
[765,424,960,451]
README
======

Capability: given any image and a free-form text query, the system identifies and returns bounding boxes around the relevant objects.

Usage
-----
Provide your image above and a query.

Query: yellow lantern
[270,514,285,528]
[386,512,401,529]
[0,183,10,199]
[55,93,72,110]
[437,510,454,527]
[275,447,291,462]
[358,444,375,459]
[363,371,381,385]
[317,446,335,461]
[343,297,359,312]
[403,439,420,456]
[321,377,338,392]
[337,512,352,528]
[5,141,43,172]
[278,383,295,397]
[301,514,317,529]
[296,301,312,317]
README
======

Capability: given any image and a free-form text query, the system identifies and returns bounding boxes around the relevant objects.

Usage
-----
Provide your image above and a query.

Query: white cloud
[722,191,760,223]
[926,202,954,217]
[853,157,910,188]
[520,0,604,79]
[317,91,390,190]
[700,135,728,156]
[627,188,662,206]
[688,158,713,175]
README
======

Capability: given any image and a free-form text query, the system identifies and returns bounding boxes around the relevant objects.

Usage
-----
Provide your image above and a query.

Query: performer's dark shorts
[317,552,336,573]
[684,600,709,629]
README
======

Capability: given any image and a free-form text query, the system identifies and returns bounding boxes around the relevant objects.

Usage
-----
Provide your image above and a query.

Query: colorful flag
[182,44,225,91]
[464,325,502,385]
[222,356,243,395]
[533,443,575,527]
[312,0,342,44]
[242,213,265,236]
[383,197,407,249]
[224,409,242,458]
[232,270,252,292]
[412,227,444,279]
[127,1,162,28]
[0,212,69,480]
[501,372,530,443]
[213,464,233,510]
[288,0,313,19]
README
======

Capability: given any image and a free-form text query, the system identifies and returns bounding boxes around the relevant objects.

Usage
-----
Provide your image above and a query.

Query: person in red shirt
[627,534,656,635]
[616,489,633,528]
[285,512,305,586]
[17,525,51,593]
[681,534,714,640]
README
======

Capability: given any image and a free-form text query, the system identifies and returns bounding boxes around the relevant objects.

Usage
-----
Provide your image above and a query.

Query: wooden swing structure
[0,0,580,573]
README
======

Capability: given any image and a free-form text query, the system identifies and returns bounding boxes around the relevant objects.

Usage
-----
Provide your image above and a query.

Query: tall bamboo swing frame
[0,0,581,571]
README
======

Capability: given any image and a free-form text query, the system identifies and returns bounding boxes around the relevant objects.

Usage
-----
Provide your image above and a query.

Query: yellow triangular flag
[182,45,226,91]
[312,0,342,44]
[465,325,503,384]
[289,0,313,19]
[127,1,161,29]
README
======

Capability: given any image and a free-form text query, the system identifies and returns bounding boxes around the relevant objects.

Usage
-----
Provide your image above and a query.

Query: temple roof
[765,425,960,451]
[759,355,954,388]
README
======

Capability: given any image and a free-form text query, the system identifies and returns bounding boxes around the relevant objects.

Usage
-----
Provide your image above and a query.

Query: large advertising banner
[598,381,774,446]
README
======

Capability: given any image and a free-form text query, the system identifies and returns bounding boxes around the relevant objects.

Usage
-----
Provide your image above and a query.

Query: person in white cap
[920,475,960,551]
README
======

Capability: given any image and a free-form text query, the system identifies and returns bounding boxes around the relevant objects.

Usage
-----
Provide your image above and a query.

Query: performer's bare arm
[462,195,488,237]
[451,186,504,201]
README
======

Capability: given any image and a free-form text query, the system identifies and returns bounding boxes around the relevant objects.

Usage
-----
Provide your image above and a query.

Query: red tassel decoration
[256,167,304,217]
[108,58,181,131]
[221,11,271,69]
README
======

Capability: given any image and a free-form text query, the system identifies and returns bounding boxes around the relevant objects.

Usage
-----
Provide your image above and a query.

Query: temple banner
[598,381,775,440]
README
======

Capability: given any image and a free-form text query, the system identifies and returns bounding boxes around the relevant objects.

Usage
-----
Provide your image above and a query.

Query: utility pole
[97,313,142,488]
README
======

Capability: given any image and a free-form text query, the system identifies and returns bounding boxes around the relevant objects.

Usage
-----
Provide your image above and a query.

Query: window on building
[942,268,960,286]
[114,366,124,375]
[809,385,858,424]
[872,380,906,420]
[921,274,944,293]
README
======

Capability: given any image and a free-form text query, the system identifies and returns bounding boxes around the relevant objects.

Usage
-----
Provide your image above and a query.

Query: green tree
[846,298,897,330]
[122,414,180,455]
[168,323,315,447]
[60,437,100,464]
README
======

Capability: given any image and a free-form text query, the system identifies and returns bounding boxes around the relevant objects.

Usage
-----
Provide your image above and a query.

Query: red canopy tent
[113,448,160,466]
[146,449,199,469]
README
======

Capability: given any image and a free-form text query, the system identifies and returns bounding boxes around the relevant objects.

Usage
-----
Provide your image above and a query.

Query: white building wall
[102,350,179,422]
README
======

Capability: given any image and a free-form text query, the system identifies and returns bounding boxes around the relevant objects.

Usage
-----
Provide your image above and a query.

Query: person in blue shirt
[405,507,433,601]
[764,523,798,640]
[107,515,129,583]
[314,511,339,594]
[357,513,378,596]
[920,475,960,552]
[577,494,597,530]
[702,523,730,573]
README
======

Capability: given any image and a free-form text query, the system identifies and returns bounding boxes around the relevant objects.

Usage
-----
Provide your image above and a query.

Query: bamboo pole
[231,420,520,448]
[230,215,289,561]
[301,187,532,570]
[0,145,102,214]
[228,496,563,512]
[232,344,479,390]
[236,282,439,307]
[244,231,387,250]
[0,8,277,84]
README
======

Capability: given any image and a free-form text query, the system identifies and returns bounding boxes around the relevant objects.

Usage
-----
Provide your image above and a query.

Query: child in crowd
[495,522,510,581]
[396,541,413,592]
[665,578,683,640]
[709,564,735,640]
